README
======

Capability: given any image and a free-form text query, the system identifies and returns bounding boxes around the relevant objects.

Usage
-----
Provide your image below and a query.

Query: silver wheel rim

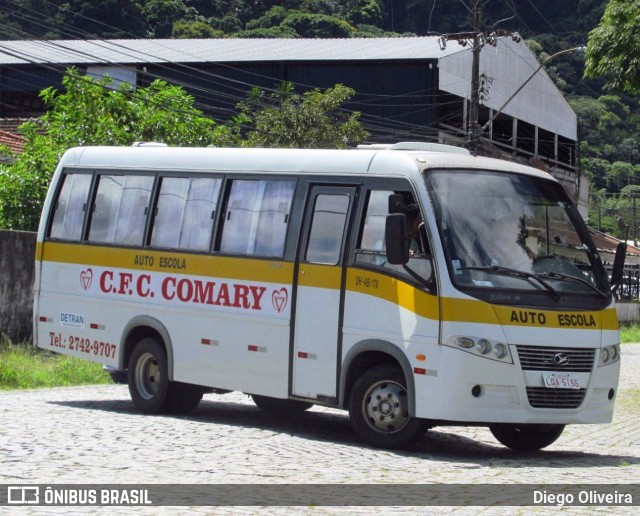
[362,379,410,434]
[134,352,160,400]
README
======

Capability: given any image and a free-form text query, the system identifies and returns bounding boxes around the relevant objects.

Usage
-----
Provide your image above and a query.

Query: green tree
[235,26,298,38]
[346,0,382,26]
[245,6,289,29]
[232,82,369,148]
[172,20,223,38]
[282,11,354,38]
[209,15,243,34]
[585,0,640,93]
[607,161,636,191]
[0,69,226,230]
[62,0,146,38]
[143,0,189,38]
[581,156,611,191]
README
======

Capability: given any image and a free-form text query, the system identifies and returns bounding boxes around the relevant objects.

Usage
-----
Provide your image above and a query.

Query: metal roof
[0,37,463,65]
[0,37,577,139]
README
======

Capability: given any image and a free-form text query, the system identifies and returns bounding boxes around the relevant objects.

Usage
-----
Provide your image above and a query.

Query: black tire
[251,394,313,413]
[128,338,171,414]
[489,423,565,451]
[165,383,204,414]
[348,364,428,448]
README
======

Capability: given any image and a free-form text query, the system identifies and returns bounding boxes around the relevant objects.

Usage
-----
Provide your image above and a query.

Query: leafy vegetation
[585,0,640,95]
[232,82,369,149]
[0,339,110,390]
[621,324,640,344]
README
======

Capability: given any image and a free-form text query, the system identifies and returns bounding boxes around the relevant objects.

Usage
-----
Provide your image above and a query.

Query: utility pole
[437,4,521,152]
[468,5,482,150]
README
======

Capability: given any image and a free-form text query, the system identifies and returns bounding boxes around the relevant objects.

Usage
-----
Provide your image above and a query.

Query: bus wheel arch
[341,341,416,416]
[120,316,175,381]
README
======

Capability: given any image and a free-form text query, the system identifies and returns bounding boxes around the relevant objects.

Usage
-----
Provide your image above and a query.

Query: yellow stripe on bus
[298,264,342,289]
[40,242,294,283]
[346,268,439,320]
[347,267,618,331]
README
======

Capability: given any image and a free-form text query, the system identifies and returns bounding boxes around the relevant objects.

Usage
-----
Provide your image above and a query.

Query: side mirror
[385,213,410,265]
[610,241,627,287]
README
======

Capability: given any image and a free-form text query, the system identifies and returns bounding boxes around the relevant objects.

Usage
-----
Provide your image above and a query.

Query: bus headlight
[598,344,621,367]
[494,342,508,359]
[476,339,491,354]
[449,336,513,364]
[455,337,475,349]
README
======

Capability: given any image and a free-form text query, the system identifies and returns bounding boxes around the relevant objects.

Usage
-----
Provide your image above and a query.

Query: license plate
[542,373,580,390]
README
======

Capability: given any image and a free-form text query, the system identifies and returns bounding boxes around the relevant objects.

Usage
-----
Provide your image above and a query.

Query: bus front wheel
[128,338,171,414]
[348,364,428,448]
[489,423,565,451]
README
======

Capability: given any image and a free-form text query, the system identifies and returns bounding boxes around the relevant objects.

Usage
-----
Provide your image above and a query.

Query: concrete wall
[0,230,36,342]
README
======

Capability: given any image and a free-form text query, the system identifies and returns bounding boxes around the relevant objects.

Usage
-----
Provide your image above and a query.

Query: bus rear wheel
[348,364,428,448]
[489,423,565,451]
[128,338,172,414]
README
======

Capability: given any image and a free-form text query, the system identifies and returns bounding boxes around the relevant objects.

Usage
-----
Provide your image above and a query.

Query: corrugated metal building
[0,37,582,206]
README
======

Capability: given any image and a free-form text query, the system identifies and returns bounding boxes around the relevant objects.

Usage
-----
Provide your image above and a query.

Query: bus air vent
[526,387,586,409]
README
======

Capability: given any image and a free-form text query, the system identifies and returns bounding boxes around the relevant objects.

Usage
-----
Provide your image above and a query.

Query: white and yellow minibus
[34,142,623,450]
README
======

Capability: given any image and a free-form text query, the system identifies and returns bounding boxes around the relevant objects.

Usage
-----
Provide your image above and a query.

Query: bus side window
[88,174,154,246]
[49,173,92,241]
[305,194,350,265]
[150,177,221,251]
[219,179,295,258]
[355,190,393,266]
[356,190,433,284]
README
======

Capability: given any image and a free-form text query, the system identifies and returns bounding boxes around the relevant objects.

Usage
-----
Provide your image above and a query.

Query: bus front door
[292,186,356,400]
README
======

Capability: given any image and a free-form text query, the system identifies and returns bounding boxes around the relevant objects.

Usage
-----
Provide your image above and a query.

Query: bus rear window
[49,173,92,241]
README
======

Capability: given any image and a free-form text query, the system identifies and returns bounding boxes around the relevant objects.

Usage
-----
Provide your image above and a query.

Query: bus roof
[57,145,557,182]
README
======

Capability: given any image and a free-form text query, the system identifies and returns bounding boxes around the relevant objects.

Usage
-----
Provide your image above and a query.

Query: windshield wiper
[459,265,561,300]
[537,271,610,300]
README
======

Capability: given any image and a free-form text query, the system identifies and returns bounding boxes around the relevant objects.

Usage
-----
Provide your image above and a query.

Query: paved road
[1,346,639,514]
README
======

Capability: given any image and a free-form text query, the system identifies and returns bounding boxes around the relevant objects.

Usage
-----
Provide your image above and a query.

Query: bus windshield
[426,169,610,300]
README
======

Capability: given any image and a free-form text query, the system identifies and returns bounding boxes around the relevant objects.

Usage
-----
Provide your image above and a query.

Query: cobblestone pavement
[1,346,639,514]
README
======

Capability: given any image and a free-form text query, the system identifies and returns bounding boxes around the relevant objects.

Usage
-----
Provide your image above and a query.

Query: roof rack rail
[357,141,470,155]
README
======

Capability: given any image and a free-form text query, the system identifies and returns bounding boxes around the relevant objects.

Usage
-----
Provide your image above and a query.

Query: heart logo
[272,288,288,314]
[80,268,93,290]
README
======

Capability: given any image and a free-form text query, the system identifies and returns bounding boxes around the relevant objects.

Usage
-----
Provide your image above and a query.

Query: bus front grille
[526,387,586,409]
[516,345,595,372]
